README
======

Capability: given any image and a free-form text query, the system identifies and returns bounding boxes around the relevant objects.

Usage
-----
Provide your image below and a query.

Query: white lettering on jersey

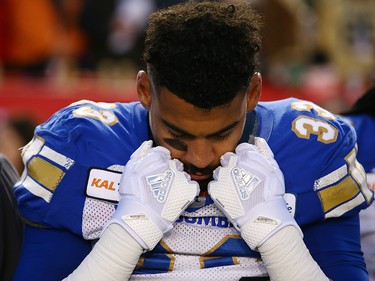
[86,168,122,203]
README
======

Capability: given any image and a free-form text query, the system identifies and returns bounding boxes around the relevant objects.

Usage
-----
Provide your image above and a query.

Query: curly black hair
[143,1,263,109]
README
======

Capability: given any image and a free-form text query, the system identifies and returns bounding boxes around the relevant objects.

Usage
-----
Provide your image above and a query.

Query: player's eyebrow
[161,118,240,138]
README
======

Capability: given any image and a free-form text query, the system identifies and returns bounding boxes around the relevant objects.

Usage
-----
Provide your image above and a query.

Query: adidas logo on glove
[146,170,174,203]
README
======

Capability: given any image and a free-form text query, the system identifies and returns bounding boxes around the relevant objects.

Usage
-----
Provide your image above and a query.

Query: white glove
[106,140,199,251]
[208,137,302,250]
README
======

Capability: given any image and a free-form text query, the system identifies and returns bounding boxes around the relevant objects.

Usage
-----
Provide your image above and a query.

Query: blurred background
[0,0,374,128]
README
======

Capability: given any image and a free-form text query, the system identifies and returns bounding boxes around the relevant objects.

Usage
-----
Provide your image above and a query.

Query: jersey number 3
[291,101,338,144]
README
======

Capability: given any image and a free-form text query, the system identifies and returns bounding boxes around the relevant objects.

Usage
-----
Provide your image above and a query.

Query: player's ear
[137,71,152,109]
[246,72,262,112]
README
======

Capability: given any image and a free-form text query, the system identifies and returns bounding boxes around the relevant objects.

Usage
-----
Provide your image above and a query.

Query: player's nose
[185,139,215,169]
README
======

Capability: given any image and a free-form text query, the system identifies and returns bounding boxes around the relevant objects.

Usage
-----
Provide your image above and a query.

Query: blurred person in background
[0,111,30,281]
[0,0,86,77]
[0,113,36,175]
[340,86,375,281]
[79,0,187,73]
[301,49,343,113]
[107,0,156,67]
[0,0,59,76]
[0,153,23,281]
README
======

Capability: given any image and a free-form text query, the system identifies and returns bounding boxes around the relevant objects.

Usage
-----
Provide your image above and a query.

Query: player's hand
[106,140,199,251]
[208,137,302,250]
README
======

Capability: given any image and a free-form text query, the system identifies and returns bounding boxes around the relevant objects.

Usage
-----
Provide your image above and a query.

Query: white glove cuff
[104,198,169,251]
[239,197,302,250]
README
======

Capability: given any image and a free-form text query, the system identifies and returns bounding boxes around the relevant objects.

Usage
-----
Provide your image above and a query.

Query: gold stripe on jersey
[325,193,367,219]
[205,234,242,255]
[315,147,372,218]
[318,176,360,213]
[28,156,65,191]
[166,254,176,272]
[159,240,173,252]
[136,257,145,269]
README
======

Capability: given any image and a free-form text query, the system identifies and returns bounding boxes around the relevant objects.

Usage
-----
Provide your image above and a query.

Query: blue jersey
[13,98,374,281]
[341,113,375,281]
[342,114,375,174]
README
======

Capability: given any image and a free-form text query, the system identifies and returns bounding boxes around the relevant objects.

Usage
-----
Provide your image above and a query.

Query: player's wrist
[258,226,329,281]
[239,197,302,250]
[64,224,143,281]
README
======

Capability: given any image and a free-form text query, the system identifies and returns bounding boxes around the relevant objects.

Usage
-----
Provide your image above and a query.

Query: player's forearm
[258,225,330,281]
[63,224,143,281]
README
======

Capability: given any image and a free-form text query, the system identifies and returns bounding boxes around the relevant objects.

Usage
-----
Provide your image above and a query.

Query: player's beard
[197,177,213,193]
[183,163,215,192]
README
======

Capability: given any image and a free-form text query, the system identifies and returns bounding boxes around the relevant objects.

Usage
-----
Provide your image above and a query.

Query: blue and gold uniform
[342,111,375,281]
[14,98,373,281]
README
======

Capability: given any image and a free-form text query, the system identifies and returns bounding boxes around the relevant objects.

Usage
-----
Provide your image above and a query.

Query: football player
[13,2,373,281]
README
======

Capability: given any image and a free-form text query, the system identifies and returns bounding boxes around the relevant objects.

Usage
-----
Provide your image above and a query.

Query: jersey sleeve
[13,224,92,281]
[13,100,146,239]
[261,99,374,226]
[259,99,373,279]
[303,213,368,280]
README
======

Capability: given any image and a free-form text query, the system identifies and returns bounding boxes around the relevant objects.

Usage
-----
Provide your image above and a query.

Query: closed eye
[169,129,232,142]
[212,132,232,141]
[165,130,188,151]
[168,130,192,140]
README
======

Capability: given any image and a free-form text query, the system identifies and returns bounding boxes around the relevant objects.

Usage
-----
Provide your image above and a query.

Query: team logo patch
[231,167,261,201]
[145,169,174,203]
[86,168,122,203]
